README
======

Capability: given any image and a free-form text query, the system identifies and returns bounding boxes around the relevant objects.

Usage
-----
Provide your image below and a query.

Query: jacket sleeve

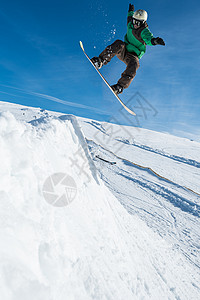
[141,28,154,45]
[127,11,134,26]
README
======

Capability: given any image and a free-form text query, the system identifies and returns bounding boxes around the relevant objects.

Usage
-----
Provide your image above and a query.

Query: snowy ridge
[80,119,200,194]
[0,101,200,299]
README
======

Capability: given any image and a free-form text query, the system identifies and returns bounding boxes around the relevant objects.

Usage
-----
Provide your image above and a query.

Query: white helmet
[133,9,148,22]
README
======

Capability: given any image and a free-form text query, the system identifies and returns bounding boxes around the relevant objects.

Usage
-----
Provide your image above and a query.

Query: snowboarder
[91,3,165,94]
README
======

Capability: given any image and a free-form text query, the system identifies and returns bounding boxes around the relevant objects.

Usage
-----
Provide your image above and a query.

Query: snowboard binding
[91,56,104,69]
[111,84,124,95]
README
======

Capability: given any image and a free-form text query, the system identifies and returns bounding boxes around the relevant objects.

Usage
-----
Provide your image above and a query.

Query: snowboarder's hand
[129,4,134,12]
[151,37,165,46]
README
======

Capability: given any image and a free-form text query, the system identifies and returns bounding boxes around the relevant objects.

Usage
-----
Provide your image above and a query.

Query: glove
[151,37,165,46]
[128,3,134,12]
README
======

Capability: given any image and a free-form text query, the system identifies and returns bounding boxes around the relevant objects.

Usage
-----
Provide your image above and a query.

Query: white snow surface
[0,101,200,300]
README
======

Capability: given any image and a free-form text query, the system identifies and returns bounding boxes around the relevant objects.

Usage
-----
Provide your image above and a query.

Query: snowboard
[79,41,136,116]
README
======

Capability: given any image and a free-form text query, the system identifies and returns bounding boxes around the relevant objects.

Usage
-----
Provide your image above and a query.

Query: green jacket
[124,11,154,59]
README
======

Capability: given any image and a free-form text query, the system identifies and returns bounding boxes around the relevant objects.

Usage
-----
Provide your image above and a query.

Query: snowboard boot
[111,84,124,95]
[91,56,104,69]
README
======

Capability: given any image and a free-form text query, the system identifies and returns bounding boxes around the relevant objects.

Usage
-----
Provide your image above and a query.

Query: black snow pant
[99,39,140,89]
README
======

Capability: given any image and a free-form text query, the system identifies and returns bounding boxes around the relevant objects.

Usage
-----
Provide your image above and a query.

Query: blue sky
[0,0,200,140]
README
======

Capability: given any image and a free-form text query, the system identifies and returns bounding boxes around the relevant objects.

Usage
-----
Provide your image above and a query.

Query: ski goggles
[133,18,143,27]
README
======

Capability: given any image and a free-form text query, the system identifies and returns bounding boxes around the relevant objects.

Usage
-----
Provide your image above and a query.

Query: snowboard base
[79,41,136,116]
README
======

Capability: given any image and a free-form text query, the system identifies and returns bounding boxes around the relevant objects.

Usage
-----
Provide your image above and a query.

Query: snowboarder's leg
[99,40,126,65]
[117,52,140,89]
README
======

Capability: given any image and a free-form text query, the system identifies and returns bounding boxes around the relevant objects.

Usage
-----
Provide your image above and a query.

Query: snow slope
[79,118,200,269]
[0,101,200,299]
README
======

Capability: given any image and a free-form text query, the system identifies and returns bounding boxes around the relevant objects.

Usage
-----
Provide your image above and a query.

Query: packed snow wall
[0,111,199,300]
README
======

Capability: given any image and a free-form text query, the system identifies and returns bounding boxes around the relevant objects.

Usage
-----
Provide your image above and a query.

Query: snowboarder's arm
[127,3,134,25]
[141,28,154,46]
[141,28,165,46]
